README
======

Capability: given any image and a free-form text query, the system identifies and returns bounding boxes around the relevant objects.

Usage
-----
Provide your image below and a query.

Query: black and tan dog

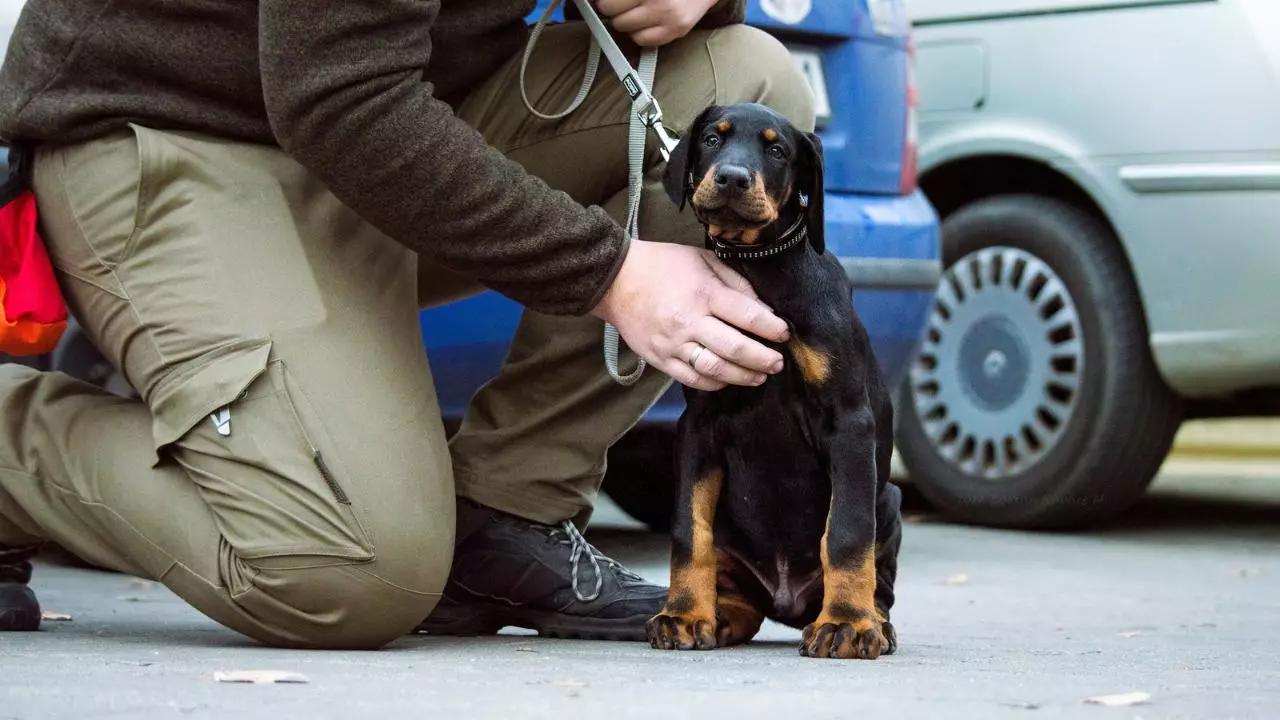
[645,103,904,660]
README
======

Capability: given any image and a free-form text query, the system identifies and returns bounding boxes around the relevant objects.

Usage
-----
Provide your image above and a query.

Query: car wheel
[897,195,1183,529]
[601,427,676,532]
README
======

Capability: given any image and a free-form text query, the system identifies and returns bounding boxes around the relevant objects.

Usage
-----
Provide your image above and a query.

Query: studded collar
[707,212,808,262]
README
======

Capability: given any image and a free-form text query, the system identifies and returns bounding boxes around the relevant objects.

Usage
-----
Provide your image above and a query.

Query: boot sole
[0,583,41,631]
[0,607,40,631]
[417,600,649,642]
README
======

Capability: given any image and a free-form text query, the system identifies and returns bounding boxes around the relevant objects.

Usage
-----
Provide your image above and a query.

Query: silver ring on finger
[688,344,706,369]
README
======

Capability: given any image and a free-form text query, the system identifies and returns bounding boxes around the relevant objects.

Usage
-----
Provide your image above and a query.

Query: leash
[521,0,680,386]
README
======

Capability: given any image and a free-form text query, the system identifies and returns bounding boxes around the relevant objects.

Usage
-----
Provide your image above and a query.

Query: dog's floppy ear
[796,130,826,255]
[663,106,717,211]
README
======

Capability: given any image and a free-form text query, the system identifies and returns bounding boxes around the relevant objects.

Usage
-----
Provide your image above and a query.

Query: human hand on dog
[592,238,789,391]
[595,0,722,46]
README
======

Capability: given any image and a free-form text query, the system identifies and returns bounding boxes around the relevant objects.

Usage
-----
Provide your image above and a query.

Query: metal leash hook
[567,0,681,159]
[521,0,683,384]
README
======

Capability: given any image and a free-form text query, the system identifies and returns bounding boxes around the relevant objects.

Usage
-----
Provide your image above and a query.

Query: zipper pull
[209,407,231,436]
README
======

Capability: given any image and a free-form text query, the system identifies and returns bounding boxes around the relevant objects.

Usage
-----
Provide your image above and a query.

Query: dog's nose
[714,165,753,194]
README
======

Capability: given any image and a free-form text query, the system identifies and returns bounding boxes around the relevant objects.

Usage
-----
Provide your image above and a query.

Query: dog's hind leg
[873,481,902,654]
[713,549,766,647]
[801,406,890,660]
[872,393,902,654]
[647,412,723,651]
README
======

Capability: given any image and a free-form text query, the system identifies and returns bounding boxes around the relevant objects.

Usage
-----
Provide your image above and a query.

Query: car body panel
[911,0,1280,397]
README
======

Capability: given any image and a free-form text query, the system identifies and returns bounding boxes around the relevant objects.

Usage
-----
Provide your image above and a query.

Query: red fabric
[0,188,66,356]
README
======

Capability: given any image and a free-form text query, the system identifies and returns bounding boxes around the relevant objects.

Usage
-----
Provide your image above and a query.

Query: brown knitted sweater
[0,0,743,316]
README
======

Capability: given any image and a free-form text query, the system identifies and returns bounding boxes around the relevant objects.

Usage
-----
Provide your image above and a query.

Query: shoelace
[553,521,643,603]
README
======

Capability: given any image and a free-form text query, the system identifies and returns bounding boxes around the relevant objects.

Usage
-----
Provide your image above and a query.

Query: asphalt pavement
[3,458,1279,720]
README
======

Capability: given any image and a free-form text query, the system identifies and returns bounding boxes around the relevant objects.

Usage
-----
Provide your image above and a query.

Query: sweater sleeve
[258,0,631,317]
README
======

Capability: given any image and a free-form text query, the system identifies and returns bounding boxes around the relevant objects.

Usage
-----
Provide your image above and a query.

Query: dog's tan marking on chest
[789,340,832,385]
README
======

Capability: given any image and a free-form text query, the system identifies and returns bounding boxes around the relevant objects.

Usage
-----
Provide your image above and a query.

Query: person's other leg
[0,126,454,648]
[416,22,814,639]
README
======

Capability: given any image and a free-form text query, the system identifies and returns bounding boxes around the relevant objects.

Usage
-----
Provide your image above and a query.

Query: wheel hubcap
[910,247,1085,479]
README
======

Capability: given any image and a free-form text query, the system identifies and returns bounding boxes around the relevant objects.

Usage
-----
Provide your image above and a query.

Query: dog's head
[662,103,824,254]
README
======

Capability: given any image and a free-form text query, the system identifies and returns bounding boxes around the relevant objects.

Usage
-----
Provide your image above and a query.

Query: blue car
[420,0,941,527]
[15,0,941,529]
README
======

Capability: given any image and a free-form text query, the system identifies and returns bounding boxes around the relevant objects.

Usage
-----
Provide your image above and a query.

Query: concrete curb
[1169,443,1280,460]
[1169,419,1280,460]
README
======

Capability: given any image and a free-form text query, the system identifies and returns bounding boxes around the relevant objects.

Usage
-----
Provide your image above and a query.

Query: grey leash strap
[521,0,680,386]
[568,0,681,162]
[519,0,599,120]
[599,48,657,385]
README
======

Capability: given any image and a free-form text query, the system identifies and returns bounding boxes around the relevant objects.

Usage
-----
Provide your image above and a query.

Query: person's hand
[592,239,790,391]
[595,0,722,47]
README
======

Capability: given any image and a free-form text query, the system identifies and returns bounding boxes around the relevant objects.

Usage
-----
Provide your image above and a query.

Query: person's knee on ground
[221,554,448,650]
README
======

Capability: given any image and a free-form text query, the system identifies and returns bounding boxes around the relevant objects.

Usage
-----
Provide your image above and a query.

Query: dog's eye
[703,135,721,149]
[768,145,786,160]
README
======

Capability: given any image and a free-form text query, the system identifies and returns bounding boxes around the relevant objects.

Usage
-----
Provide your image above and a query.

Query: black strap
[708,214,808,261]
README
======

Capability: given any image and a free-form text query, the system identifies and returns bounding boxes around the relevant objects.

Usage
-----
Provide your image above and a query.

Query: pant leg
[444,22,817,524]
[0,126,455,649]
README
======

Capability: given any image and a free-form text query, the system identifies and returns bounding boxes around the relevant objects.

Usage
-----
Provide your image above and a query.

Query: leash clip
[570,0,680,161]
[636,95,680,161]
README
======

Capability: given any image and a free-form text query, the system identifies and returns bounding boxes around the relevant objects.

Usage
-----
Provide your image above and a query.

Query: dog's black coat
[645,103,904,659]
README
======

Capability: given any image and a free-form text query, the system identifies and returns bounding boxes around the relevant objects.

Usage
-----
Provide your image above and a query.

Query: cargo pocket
[151,352,375,563]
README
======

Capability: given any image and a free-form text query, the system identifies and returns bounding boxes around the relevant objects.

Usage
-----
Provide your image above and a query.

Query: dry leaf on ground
[40,611,72,621]
[1085,691,1151,706]
[214,670,310,685]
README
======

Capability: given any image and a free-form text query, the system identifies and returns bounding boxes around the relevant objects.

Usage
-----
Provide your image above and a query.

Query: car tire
[897,195,1183,529]
[601,427,676,532]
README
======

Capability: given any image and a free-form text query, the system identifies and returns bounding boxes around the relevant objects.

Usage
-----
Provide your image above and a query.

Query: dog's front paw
[646,611,716,651]
[800,614,891,660]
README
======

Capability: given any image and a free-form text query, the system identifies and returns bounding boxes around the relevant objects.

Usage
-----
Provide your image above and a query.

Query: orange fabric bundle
[0,177,67,357]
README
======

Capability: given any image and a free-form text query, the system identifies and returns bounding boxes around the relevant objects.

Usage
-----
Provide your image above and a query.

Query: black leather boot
[0,544,41,631]
[416,499,666,641]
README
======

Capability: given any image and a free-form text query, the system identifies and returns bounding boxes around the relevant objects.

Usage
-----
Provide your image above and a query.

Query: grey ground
[4,457,1279,720]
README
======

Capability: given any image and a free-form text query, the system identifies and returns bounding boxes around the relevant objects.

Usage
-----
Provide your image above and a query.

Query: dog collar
[708,213,808,261]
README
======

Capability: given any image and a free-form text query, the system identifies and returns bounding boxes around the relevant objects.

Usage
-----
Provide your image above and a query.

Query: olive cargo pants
[0,23,813,649]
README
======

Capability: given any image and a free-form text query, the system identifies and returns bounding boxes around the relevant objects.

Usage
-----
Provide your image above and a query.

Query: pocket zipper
[313,452,351,505]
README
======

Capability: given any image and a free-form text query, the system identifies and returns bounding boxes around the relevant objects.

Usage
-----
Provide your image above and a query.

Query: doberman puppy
[645,103,904,660]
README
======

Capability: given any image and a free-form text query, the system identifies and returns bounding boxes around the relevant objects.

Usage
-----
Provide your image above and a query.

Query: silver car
[899,0,1280,528]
